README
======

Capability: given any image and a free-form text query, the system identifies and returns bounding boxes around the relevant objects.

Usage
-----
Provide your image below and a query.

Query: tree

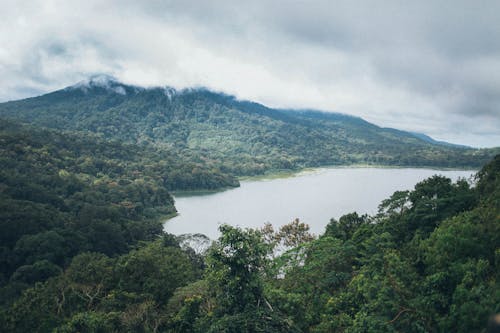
[204,224,298,332]
[10,260,61,284]
[276,218,315,249]
[206,224,269,314]
[325,212,369,241]
[116,239,198,305]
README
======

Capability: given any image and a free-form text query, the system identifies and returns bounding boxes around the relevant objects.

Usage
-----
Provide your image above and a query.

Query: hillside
[0,75,496,174]
[0,119,237,301]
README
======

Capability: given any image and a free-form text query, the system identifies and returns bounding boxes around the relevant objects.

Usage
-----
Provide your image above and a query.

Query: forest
[1,111,499,331]
[0,119,237,309]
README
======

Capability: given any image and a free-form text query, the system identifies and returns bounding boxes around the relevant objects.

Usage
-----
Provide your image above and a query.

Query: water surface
[164,168,475,239]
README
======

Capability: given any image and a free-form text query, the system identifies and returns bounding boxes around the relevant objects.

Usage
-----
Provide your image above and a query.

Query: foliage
[2,238,200,333]
[265,156,500,332]
[206,225,270,314]
[0,119,236,305]
[2,156,499,331]
[176,225,300,332]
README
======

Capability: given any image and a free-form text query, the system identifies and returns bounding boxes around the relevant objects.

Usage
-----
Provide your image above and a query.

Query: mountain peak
[87,74,119,86]
[68,74,129,95]
[76,74,118,87]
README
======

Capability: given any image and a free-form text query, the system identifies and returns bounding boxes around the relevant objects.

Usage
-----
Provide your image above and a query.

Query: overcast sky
[1,0,499,147]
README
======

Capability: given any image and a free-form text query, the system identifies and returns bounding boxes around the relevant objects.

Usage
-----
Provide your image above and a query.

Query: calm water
[164,168,475,239]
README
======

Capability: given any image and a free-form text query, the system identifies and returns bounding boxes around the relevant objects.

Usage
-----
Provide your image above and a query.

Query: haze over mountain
[0,75,497,173]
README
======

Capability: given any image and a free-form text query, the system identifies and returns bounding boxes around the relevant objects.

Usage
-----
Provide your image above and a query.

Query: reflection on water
[164,168,475,239]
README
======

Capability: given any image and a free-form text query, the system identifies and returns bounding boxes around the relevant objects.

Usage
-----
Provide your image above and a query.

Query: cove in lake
[164,168,475,239]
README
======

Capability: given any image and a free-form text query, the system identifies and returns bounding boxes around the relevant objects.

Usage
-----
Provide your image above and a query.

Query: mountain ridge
[0,77,497,173]
[59,76,464,147]
[5,77,470,148]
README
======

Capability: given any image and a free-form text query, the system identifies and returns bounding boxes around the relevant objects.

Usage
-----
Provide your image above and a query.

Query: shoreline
[238,164,478,182]
[163,166,478,236]
[171,164,478,195]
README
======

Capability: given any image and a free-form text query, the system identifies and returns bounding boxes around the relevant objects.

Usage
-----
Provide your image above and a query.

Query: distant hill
[0,75,497,173]
[408,131,471,148]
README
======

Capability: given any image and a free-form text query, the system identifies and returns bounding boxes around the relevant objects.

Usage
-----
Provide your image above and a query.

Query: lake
[164,168,475,239]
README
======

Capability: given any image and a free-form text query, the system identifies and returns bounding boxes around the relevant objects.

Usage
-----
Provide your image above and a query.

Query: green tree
[206,224,270,314]
[204,224,298,332]
[116,237,198,305]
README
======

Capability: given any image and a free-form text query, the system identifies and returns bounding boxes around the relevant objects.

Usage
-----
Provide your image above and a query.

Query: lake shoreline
[164,168,476,238]
[171,164,479,196]
[238,164,479,182]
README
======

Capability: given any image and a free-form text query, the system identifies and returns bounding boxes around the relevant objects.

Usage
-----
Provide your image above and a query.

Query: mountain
[0,75,497,173]
[409,131,471,148]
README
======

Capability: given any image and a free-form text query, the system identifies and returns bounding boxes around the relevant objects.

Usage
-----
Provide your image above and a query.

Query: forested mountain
[0,75,497,174]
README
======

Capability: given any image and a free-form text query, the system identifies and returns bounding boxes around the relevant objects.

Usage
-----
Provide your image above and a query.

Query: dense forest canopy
[0,119,236,303]
[1,111,499,331]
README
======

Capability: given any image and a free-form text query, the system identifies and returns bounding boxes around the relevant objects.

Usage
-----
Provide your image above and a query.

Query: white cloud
[1,0,499,147]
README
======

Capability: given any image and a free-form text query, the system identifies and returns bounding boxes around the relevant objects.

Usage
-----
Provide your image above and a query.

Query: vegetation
[1,120,498,331]
[0,119,236,307]
[1,77,499,331]
[0,78,498,176]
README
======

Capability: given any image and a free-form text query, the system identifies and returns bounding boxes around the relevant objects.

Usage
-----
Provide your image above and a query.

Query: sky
[1,0,499,147]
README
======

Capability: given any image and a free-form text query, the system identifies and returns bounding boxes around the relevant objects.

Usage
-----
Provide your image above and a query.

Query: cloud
[1,0,499,147]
